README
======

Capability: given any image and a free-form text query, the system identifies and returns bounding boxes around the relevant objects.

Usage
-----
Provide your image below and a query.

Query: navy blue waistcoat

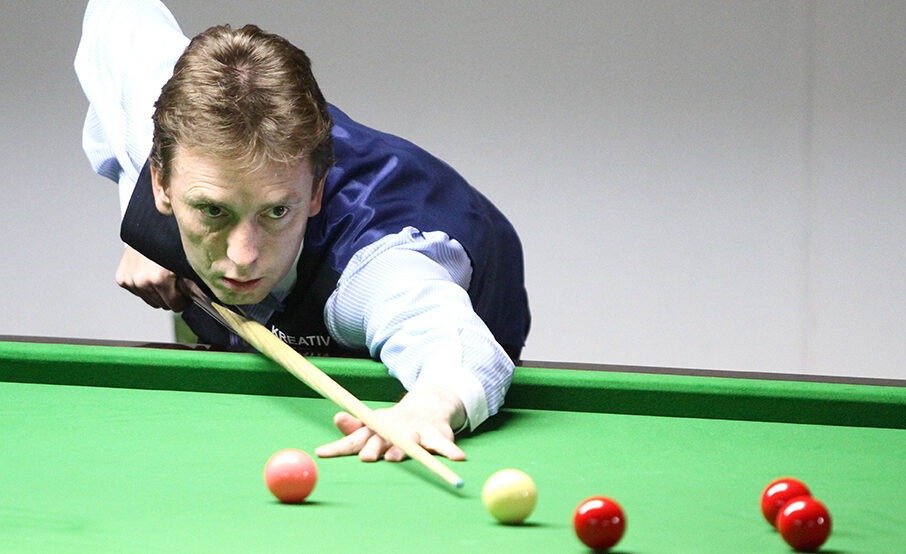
[121,105,530,359]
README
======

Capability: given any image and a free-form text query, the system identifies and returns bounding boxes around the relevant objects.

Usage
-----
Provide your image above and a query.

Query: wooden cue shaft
[211,303,465,489]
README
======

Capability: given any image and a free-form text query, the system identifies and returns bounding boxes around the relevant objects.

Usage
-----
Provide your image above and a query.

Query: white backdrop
[2,1,904,379]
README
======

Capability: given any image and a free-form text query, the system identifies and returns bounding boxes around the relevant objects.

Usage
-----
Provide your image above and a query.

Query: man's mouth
[220,277,264,292]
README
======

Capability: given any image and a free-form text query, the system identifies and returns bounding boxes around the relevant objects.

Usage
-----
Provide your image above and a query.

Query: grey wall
[2,1,904,379]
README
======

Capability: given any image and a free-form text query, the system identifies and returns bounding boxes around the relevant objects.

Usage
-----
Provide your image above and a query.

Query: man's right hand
[115,246,189,312]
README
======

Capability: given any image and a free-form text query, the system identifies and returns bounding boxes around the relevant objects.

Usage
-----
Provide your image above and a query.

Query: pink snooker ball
[264,449,317,504]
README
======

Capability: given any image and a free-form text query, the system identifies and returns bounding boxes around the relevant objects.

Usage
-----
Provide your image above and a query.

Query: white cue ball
[481,468,538,524]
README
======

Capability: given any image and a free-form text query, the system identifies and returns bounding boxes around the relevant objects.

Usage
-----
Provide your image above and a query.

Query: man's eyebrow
[263,191,306,206]
[181,191,219,204]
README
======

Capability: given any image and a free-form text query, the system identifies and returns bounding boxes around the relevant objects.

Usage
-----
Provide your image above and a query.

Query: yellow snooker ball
[481,469,538,524]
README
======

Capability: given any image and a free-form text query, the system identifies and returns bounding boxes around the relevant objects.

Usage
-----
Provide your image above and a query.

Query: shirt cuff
[411,361,489,433]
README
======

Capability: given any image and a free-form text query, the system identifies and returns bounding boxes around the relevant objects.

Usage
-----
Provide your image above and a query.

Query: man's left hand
[314,386,467,462]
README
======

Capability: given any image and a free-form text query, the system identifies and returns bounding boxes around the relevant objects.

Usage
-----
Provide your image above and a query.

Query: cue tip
[454,478,465,489]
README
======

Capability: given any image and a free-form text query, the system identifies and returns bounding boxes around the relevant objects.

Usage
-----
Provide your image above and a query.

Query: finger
[159,273,189,312]
[358,432,393,463]
[382,430,465,462]
[383,445,408,462]
[129,281,168,310]
[314,426,373,458]
[173,278,204,312]
[333,411,366,436]
[378,430,422,463]
[117,270,169,310]
[177,278,205,299]
[168,293,190,313]
[138,283,168,310]
[419,431,466,462]
[115,256,160,308]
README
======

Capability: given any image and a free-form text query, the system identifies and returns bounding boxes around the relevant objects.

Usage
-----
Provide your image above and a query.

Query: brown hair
[150,24,334,185]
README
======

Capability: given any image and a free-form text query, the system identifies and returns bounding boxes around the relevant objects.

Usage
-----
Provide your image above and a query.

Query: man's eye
[200,205,224,218]
[267,206,289,219]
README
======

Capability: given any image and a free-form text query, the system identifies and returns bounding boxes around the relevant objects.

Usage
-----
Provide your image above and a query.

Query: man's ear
[150,165,174,215]
[308,174,326,217]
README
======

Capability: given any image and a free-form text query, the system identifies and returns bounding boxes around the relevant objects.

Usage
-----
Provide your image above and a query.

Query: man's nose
[226,220,260,270]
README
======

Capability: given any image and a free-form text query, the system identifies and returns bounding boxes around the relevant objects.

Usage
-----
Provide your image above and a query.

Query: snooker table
[2,337,905,553]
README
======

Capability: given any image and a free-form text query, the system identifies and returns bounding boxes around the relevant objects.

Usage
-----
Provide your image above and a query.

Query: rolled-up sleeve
[74,0,188,215]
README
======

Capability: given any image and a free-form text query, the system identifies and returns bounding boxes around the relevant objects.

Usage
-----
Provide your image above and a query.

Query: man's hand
[115,246,189,311]
[315,386,467,462]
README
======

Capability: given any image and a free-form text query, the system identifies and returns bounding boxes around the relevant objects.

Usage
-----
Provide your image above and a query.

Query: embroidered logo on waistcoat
[270,325,332,348]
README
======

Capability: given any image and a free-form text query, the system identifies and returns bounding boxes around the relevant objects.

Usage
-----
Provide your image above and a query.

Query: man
[75,0,529,463]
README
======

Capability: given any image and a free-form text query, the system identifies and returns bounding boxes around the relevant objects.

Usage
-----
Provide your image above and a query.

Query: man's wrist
[406,385,467,432]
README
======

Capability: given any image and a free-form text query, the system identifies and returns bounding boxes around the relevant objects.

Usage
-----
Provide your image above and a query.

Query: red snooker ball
[761,477,811,526]
[573,496,625,551]
[264,449,317,504]
[776,496,832,552]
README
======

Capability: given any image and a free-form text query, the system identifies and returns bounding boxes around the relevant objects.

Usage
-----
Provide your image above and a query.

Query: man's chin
[209,284,269,306]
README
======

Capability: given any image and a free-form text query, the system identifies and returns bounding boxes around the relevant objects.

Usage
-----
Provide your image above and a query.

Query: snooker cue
[210,302,466,489]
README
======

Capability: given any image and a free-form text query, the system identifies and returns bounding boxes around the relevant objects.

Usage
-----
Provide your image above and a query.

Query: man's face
[151,146,324,305]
